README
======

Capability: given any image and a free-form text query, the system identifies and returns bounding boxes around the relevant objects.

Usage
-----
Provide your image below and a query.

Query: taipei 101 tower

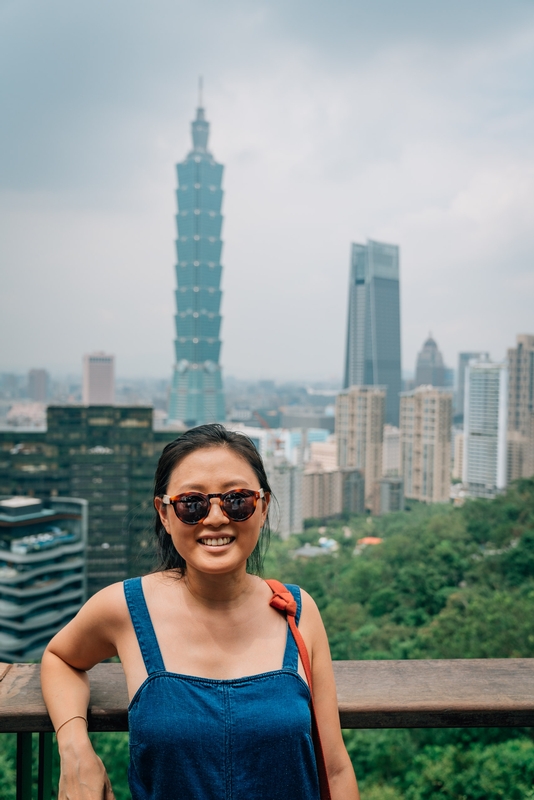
[168,83,226,426]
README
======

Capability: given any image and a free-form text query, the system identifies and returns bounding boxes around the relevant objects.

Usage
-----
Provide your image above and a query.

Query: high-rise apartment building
[336,386,385,509]
[415,335,446,388]
[462,358,507,498]
[0,406,177,596]
[28,369,49,403]
[507,334,534,481]
[302,466,365,519]
[400,386,452,503]
[307,438,338,471]
[83,353,115,405]
[382,424,401,476]
[0,495,87,662]
[303,469,342,520]
[343,240,401,426]
[168,96,225,427]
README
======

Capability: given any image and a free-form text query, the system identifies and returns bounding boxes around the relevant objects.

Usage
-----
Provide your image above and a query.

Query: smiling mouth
[197,536,235,547]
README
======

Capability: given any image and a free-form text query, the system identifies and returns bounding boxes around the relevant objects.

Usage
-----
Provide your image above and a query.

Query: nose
[202,497,229,527]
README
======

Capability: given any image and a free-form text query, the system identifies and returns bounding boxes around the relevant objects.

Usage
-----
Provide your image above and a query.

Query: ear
[154,497,171,534]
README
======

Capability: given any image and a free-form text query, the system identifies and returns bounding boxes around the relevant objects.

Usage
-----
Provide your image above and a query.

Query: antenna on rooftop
[198,76,203,108]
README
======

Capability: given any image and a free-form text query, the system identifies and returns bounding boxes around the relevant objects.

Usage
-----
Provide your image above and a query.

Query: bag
[265,579,332,800]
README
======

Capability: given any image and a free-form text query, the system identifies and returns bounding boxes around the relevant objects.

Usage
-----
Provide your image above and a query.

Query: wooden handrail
[1,659,533,732]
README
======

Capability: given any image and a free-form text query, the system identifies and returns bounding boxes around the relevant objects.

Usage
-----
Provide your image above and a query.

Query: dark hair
[153,424,273,575]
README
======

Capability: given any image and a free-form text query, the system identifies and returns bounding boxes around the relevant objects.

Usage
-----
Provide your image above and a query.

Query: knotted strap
[266,579,332,800]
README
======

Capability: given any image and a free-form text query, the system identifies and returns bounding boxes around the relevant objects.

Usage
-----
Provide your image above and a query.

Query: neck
[182,565,258,609]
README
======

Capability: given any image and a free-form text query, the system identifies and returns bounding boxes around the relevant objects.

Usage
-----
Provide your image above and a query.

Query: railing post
[16,731,33,800]
[38,732,54,800]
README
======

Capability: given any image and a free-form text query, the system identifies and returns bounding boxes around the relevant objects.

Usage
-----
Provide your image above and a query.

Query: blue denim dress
[124,577,321,800]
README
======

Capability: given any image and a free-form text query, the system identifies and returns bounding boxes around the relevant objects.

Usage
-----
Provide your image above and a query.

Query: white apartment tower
[82,352,115,405]
[400,386,452,503]
[336,386,385,509]
[463,358,508,498]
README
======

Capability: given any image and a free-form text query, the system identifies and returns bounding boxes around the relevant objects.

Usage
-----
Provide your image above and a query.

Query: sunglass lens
[222,491,256,521]
[174,495,209,523]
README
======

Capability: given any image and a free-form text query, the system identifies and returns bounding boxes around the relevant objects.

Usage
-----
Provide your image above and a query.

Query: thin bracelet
[55,715,88,736]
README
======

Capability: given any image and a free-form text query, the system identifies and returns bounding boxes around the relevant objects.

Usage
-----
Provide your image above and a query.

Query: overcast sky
[1,0,533,382]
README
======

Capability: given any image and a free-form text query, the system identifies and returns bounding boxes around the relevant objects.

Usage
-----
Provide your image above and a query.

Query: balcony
[1,658,533,799]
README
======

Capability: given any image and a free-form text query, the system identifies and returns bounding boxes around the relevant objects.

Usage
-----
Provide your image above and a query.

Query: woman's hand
[57,732,115,799]
[40,585,127,798]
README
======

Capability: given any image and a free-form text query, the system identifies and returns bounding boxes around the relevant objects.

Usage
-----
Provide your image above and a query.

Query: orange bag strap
[265,579,332,800]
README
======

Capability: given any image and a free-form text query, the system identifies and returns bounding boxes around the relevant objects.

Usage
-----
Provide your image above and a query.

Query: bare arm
[300,590,360,800]
[41,583,126,799]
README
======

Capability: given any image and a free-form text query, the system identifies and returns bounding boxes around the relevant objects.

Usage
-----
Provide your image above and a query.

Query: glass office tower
[343,239,402,426]
[168,101,226,426]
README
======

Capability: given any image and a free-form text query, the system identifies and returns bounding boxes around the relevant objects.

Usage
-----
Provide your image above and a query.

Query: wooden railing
[1,659,533,799]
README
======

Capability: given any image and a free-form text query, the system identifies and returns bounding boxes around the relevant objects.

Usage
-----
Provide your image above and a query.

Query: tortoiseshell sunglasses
[161,488,265,525]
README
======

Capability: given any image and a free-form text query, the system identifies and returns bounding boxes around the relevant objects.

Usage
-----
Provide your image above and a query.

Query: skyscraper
[463,357,507,498]
[82,353,115,405]
[415,335,446,387]
[343,240,401,426]
[168,93,225,427]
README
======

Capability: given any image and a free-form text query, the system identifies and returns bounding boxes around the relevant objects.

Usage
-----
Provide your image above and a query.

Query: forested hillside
[265,477,534,798]
[1,480,533,798]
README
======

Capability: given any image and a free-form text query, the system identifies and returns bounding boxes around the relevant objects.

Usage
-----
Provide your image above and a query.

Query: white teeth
[200,537,231,547]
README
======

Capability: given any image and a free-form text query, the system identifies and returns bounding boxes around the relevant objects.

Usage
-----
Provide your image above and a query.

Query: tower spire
[191,79,209,151]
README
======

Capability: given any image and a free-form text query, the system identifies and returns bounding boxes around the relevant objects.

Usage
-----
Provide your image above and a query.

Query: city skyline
[1,2,534,380]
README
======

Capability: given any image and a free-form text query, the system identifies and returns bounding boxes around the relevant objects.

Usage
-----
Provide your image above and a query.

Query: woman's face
[154,445,269,576]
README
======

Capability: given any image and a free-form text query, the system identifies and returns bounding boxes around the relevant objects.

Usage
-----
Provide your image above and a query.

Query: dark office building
[0,407,178,597]
[168,93,226,426]
[343,240,402,426]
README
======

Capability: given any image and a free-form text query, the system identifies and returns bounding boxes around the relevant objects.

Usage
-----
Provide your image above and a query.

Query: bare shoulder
[298,588,329,651]
[299,587,323,626]
[80,581,131,626]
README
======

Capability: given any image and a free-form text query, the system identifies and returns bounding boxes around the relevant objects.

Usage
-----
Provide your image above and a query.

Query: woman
[41,424,359,799]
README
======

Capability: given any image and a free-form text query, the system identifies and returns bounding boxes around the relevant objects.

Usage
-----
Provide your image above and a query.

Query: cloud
[0,0,533,381]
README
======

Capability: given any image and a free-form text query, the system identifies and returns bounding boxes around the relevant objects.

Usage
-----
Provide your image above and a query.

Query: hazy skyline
[1,0,533,381]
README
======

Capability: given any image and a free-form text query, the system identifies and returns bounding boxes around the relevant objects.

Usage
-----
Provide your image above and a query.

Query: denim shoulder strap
[282,583,302,670]
[123,577,165,674]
